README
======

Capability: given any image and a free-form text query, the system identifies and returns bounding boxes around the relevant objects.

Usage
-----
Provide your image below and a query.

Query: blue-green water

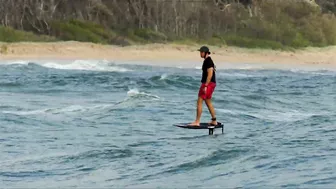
[0,60,335,188]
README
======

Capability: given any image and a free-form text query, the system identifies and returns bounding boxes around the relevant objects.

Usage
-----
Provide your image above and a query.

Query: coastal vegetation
[0,0,336,50]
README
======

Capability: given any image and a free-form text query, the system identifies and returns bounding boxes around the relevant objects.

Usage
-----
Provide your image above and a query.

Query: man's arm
[205,67,213,86]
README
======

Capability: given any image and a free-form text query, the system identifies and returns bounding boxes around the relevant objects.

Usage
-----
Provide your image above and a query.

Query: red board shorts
[198,82,216,100]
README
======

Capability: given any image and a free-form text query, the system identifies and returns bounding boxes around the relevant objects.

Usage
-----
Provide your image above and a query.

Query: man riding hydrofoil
[189,46,218,126]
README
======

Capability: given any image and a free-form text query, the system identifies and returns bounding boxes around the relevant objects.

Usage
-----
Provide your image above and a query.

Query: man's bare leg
[189,97,203,126]
[205,98,217,125]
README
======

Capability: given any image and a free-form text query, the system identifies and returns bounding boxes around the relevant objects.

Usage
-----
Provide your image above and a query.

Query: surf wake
[1,89,160,116]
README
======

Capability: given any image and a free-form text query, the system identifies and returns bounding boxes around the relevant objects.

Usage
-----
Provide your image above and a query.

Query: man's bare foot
[188,121,200,126]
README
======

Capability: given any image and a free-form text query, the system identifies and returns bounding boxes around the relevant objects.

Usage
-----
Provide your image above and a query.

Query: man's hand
[204,86,207,93]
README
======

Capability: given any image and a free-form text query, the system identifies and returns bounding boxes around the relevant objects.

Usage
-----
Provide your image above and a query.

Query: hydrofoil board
[173,122,224,135]
[173,122,223,129]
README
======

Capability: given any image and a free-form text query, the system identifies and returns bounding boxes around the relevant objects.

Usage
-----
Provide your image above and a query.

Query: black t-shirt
[201,56,216,83]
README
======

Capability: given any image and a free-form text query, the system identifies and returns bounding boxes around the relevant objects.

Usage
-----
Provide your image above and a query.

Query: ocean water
[0,59,335,188]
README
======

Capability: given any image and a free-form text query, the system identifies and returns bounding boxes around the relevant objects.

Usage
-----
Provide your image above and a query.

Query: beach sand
[1,41,335,70]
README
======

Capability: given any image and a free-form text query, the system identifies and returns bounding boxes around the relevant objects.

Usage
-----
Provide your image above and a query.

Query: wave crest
[42,60,131,72]
[127,88,160,99]
[2,60,131,72]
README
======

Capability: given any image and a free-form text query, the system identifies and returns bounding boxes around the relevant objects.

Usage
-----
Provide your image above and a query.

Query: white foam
[2,109,46,115]
[42,60,131,72]
[2,60,30,65]
[127,88,160,99]
[217,108,325,122]
[218,72,261,78]
[289,69,336,75]
[159,73,169,80]
[254,110,318,122]
[49,105,89,114]
[2,104,110,116]
[195,66,202,70]
[127,88,141,96]
[2,59,131,72]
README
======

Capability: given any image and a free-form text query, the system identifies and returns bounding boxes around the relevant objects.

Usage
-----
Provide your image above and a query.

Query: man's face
[200,51,205,58]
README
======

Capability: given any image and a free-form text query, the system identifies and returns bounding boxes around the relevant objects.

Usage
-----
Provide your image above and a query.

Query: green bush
[297,16,327,47]
[290,33,311,48]
[207,34,226,46]
[133,28,167,42]
[68,19,117,42]
[50,20,106,43]
[0,26,55,42]
[125,29,147,43]
[223,35,285,50]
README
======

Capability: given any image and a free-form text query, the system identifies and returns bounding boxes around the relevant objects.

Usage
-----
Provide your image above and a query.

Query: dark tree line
[0,0,335,40]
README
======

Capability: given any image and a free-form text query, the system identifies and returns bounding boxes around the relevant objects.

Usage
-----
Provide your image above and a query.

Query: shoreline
[1,41,336,70]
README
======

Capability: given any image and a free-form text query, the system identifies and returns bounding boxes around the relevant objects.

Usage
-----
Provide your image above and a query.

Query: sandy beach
[1,41,336,70]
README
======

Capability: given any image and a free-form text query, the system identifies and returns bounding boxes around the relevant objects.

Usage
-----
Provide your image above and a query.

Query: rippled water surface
[0,60,335,188]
